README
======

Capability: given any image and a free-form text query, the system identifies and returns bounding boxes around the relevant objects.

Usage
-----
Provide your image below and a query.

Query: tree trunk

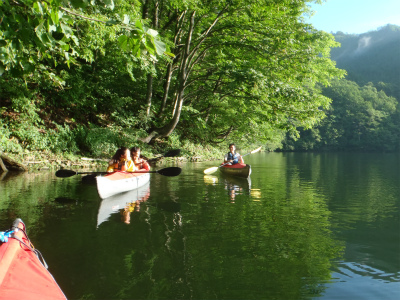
[0,157,8,172]
[158,63,173,116]
[145,73,153,116]
[142,11,196,142]
[158,11,186,118]
[145,1,159,117]
[0,153,28,172]
[141,7,225,143]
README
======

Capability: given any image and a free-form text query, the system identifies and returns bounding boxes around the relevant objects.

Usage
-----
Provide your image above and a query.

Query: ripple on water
[322,261,400,300]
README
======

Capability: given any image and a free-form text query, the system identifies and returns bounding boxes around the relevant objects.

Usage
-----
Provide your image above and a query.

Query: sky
[307,0,400,34]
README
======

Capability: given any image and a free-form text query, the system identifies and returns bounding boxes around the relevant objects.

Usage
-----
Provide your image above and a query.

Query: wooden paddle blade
[55,169,78,178]
[251,146,262,154]
[203,167,219,175]
[157,167,182,176]
[163,149,181,157]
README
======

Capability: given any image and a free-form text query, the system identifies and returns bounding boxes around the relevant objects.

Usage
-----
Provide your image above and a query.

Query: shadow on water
[54,197,79,205]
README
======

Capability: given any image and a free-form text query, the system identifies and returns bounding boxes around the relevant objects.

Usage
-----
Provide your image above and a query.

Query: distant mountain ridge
[331,24,400,96]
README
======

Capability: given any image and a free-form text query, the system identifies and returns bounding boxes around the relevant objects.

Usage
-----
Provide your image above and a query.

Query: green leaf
[35,21,45,35]
[60,23,73,37]
[71,35,79,46]
[135,20,143,30]
[154,39,166,56]
[50,10,59,25]
[118,35,128,51]
[164,51,175,58]
[132,44,140,57]
[145,39,156,55]
[60,43,70,51]
[32,2,44,15]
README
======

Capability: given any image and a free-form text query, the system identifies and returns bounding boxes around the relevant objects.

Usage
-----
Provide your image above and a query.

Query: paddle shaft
[56,167,181,178]
[56,149,181,178]
[77,170,160,175]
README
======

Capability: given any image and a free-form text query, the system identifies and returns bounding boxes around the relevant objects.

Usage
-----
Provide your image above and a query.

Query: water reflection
[323,261,400,300]
[97,182,150,226]
[193,157,343,299]
[204,174,254,203]
[0,153,398,300]
[223,176,251,203]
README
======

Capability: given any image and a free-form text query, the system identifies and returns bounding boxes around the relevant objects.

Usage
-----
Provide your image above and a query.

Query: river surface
[0,152,399,300]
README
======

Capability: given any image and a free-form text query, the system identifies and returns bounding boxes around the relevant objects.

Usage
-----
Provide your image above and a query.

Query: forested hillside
[282,25,400,152]
[332,24,400,99]
[1,0,345,158]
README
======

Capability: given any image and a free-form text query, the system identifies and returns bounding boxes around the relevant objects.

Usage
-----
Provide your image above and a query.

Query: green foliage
[132,0,345,144]
[282,79,399,151]
[1,0,348,155]
[47,123,79,154]
[0,0,167,83]
[4,95,50,151]
[282,25,400,152]
[0,0,78,83]
[74,125,121,157]
[0,118,24,153]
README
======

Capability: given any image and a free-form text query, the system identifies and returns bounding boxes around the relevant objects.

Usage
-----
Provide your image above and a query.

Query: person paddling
[130,147,150,171]
[224,143,244,165]
[107,147,136,172]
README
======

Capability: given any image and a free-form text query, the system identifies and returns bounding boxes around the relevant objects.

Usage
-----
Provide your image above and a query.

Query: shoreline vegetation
[0,147,227,173]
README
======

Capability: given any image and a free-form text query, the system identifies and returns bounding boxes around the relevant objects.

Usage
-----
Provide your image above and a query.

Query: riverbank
[0,147,224,172]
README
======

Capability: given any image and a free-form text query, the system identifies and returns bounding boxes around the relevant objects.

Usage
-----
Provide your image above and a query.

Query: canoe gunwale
[96,171,150,199]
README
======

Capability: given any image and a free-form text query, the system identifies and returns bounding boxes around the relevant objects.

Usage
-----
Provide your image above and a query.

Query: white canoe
[97,182,150,227]
[96,171,150,199]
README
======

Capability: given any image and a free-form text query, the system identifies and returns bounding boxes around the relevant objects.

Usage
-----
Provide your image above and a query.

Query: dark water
[0,153,399,300]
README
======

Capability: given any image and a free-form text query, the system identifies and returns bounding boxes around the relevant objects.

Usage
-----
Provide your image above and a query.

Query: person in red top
[130,147,150,171]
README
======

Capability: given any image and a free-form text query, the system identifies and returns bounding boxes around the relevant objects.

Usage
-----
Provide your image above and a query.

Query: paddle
[56,167,182,178]
[203,146,262,175]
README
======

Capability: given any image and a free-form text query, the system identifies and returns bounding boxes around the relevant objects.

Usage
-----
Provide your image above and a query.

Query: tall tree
[138,0,344,144]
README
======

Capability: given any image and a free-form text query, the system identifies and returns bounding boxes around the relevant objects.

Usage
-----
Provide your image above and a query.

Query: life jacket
[107,159,135,172]
[227,152,240,164]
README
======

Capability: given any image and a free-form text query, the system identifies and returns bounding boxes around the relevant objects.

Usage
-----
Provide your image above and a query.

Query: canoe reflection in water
[224,176,251,203]
[204,175,251,203]
[97,182,150,227]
